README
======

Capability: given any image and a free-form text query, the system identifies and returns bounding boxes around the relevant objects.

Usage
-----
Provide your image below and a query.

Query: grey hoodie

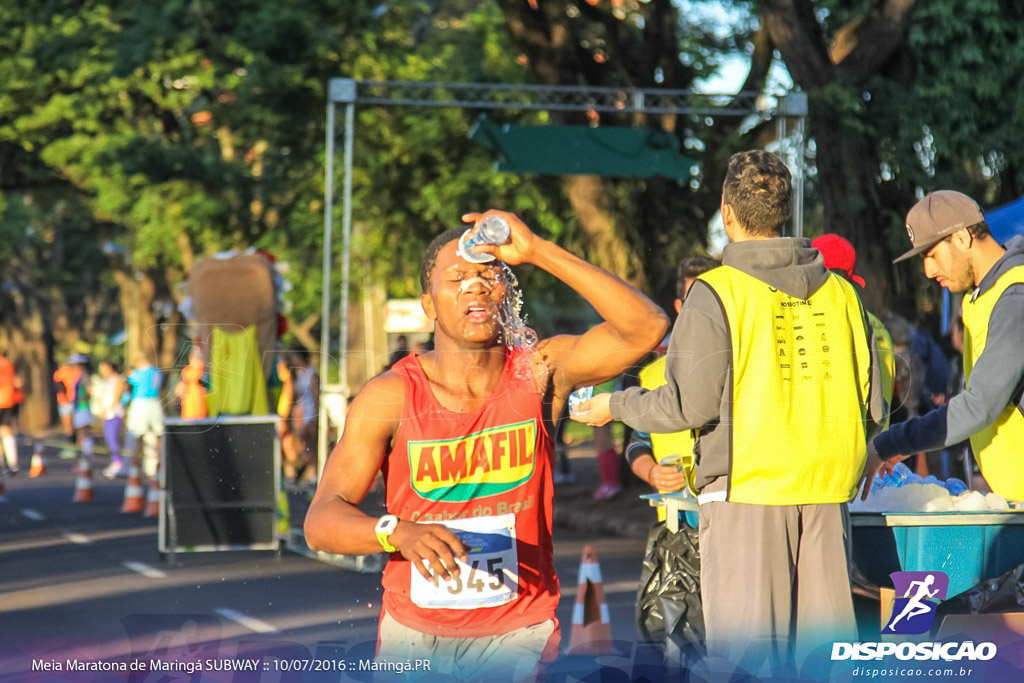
[609,237,885,494]
[874,235,1024,459]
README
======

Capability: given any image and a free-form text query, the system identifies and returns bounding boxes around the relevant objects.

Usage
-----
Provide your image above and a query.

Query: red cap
[811,234,865,288]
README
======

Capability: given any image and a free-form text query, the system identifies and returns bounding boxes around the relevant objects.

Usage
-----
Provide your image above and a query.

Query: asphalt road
[0,445,659,682]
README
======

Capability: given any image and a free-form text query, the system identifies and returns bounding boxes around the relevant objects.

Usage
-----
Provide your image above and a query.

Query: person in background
[10,361,24,440]
[864,190,1024,502]
[812,233,896,430]
[892,293,951,414]
[93,360,127,479]
[0,351,20,476]
[53,358,81,458]
[66,354,96,470]
[174,347,208,420]
[125,354,164,481]
[884,313,924,427]
[284,345,319,484]
[275,354,300,480]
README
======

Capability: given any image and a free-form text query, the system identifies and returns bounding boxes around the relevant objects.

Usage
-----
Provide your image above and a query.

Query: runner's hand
[460,210,538,266]
[391,522,470,582]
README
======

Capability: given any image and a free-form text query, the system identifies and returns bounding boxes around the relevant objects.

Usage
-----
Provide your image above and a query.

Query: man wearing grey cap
[862,190,1024,502]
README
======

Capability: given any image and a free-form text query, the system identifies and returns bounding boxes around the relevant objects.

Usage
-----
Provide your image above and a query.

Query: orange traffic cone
[143,478,161,517]
[567,545,616,655]
[29,449,48,478]
[72,457,95,503]
[120,461,145,513]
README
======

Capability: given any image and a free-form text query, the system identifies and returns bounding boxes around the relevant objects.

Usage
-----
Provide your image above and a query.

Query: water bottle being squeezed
[568,385,594,416]
[458,215,511,263]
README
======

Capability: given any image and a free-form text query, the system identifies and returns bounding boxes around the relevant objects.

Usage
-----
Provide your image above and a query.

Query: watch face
[376,515,398,534]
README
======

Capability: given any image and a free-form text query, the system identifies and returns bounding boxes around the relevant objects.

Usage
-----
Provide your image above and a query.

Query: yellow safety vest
[962,264,1024,501]
[639,355,697,471]
[698,266,872,505]
[638,356,697,520]
[866,310,895,431]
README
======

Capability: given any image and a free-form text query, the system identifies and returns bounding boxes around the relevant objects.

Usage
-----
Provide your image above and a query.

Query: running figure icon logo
[882,571,949,635]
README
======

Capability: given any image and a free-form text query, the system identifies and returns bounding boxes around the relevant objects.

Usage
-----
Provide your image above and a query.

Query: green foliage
[16,0,1020,355]
[900,0,1024,202]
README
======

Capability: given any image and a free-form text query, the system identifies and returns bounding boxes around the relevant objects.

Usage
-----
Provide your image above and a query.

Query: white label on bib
[410,513,519,609]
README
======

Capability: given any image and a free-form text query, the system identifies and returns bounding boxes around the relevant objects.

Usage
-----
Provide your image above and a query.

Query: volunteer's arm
[874,287,1024,460]
[576,282,728,432]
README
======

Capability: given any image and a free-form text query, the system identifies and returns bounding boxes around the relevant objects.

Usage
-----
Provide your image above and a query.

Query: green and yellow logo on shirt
[408,420,536,501]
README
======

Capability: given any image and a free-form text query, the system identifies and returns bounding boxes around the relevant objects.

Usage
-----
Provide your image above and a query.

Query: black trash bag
[934,562,1024,630]
[635,521,706,663]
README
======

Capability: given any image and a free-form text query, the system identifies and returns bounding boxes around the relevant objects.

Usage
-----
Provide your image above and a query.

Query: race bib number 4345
[410,513,519,609]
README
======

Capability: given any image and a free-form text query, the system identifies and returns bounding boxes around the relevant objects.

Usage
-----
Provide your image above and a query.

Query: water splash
[498,264,539,383]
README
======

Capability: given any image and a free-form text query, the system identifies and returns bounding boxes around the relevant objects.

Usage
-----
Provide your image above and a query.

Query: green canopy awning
[469,116,696,182]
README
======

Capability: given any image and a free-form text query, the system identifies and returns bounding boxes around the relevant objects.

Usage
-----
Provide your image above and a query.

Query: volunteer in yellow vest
[574,150,886,669]
[624,256,719,518]
[863,190,1024,502]
[812,233,896,431]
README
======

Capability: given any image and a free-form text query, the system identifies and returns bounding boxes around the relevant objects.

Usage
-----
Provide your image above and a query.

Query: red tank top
[381,350,558,638]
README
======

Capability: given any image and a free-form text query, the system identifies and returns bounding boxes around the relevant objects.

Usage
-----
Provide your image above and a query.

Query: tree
[753,0,914,310]
[497,0,775,304]
[759,0,1024,313]
[0,1,587,406]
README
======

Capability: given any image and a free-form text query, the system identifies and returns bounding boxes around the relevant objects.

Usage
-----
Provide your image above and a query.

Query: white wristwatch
[374,514,400,553]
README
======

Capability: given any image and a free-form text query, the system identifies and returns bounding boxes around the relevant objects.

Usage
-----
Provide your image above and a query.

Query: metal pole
[794,114,806,239]
[776,115,787,236]
[317,99,336,477]
[339,101,355,399]
[777,92,808,239]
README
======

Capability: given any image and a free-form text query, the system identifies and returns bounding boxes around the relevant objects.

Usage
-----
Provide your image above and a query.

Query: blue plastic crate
[851,511,1024,598]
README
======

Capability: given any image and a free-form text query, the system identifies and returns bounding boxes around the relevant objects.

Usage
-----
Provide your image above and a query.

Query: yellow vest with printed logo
[962,264,1024,501]
[639,355,697,520]
[697,267,872,505]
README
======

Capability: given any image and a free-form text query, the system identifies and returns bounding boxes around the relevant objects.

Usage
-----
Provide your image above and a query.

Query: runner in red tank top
[305,210,668,680]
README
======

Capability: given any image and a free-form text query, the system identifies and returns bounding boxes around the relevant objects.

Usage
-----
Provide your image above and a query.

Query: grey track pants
[697,500,858,670]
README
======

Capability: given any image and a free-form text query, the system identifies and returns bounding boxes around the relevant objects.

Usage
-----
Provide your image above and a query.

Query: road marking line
[123,561,167,579]
[215,608,280,634]
[63,533,92,545]
[19,508,45,521]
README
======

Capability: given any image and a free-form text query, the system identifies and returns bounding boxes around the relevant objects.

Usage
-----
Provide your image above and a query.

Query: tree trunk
[811,108,891,314]
[114,269,159,365]
[562,175,649,290]
[0,284,55,435]
[758,0,917,315]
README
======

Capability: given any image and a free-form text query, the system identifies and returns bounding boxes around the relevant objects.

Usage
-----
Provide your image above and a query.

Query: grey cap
[66,353,90,364]
[894,190,985,263]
